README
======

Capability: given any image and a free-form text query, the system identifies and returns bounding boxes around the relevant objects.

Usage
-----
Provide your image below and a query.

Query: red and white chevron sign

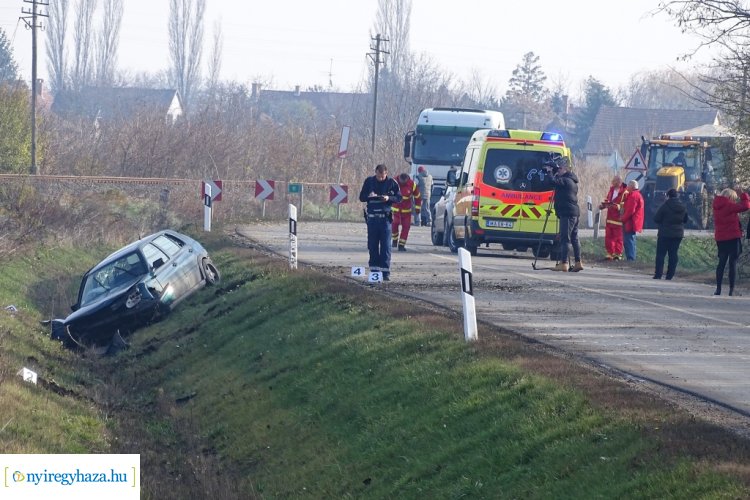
[201,179,222,201]
[255,179,275,200]
[330,184,348,204]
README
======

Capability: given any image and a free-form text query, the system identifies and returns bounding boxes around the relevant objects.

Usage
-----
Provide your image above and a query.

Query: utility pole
[367,34,388,153]
[21,0,49,175]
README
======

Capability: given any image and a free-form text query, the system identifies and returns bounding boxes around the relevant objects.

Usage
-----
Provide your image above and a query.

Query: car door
[151,233,202,296]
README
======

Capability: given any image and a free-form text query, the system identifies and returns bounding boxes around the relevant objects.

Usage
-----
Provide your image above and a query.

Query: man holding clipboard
[359,164,402,281]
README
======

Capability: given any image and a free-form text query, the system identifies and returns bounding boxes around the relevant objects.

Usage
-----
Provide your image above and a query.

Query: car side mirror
[152,258,165,270]
[71,303,79,312]
[446,169,458,186]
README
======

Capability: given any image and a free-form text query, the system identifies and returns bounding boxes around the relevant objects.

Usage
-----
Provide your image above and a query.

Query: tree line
[0,0,748,186]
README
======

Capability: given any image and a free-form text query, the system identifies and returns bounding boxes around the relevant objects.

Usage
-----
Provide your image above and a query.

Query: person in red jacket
[391,173,422,251]
[599,175,628,260]
[620,179,644,261]
[712,187,750,296]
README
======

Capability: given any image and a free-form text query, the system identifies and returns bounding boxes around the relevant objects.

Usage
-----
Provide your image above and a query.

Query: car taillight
[471,188,480,217]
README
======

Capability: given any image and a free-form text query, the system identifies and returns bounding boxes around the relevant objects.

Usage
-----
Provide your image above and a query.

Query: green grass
[581,234,719,277]
[1,232,749,498]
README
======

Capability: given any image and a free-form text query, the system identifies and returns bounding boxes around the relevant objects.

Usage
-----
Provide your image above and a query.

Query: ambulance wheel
[464,233,478,256]
[532,245,551,259]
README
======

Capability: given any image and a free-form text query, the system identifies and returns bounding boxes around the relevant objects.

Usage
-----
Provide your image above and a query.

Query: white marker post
[458,248,478,341]
[289,204,298,270]
[203,184,212,232]
[586,195,593,228]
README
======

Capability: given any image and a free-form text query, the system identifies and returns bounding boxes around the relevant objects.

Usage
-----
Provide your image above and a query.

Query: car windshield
[481,149,557,192]
[80,251,147,307]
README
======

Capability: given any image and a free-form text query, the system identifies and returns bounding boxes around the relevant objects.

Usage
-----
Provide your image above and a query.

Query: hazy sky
[0,0,715,97]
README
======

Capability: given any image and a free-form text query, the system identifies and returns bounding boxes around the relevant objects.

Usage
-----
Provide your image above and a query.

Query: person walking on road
[359,164,402,282]
[712,187,750,296]
[391,173,422,252]
[544,156,583,272]
[599,175,628,260]
[414,166,433,227]
[621,180,645,261]
[653,188,687,280]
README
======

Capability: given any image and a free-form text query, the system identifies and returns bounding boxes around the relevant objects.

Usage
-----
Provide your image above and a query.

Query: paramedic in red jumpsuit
[391,173,422,252]
[599,175,627,260]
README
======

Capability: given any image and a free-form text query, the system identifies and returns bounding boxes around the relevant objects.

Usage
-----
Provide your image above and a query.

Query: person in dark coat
[652,189,688,280]
[545,156,582,272]
[359,164,402,282]
[712,187,750,296]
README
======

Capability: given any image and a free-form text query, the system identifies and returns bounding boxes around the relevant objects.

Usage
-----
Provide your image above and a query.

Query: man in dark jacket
[652,188,688,280]
[545,156,582,272]
[359,164,402,281]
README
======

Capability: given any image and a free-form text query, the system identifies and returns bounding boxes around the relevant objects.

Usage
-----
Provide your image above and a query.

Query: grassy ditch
[1,231,750,498]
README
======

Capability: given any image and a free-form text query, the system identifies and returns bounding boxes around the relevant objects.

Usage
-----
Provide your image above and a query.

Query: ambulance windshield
[482,149,558,193]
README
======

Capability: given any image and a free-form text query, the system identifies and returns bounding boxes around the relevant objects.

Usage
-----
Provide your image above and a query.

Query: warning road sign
[330,184,348,204]
[201,179,222,202]
[255,179,275,200]
[624,148,647,171]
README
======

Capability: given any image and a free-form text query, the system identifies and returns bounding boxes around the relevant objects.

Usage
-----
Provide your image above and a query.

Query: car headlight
[126,289,142,309]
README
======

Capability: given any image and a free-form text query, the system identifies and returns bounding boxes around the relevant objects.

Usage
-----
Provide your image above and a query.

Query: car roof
[88,229,186,273]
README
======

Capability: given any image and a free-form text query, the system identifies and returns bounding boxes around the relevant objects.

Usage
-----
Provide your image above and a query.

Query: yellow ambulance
[447,129,573,258]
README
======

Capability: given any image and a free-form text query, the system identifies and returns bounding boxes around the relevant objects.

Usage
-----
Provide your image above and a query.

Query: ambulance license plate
[487,220,513,228]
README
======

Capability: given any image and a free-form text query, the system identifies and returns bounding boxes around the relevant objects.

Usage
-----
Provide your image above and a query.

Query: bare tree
[169,0,206,111]
[658,1,750,51]
[372,0,411,79]
[72,0,96,91]
[620,68,707,109]
[95,0,122,86]
[46,0,69,93]
[206,18,223,98]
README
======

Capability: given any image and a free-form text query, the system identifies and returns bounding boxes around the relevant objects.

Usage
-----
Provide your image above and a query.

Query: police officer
[359,164,402,281]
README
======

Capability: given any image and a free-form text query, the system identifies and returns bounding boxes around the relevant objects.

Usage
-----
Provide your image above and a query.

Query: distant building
[582,106,721,166]
[52,87,183,126]
[250,83,370,124]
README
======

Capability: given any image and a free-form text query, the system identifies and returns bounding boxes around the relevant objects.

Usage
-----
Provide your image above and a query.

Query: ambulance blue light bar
[541,132,564,142]
[487,130,511,138]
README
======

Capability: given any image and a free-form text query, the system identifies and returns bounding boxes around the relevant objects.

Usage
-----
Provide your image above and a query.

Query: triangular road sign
[624,148,647,171]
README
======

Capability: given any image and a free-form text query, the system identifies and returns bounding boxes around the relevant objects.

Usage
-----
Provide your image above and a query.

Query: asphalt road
[235,221,750,422]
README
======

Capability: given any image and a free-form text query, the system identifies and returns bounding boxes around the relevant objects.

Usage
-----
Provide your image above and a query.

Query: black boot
[714,287,721,296]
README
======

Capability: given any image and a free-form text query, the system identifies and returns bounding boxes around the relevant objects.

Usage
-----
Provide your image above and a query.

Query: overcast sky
[0,0,715,98]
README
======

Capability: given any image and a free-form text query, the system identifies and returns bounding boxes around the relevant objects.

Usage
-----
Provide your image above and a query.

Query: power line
[20,0,48,175]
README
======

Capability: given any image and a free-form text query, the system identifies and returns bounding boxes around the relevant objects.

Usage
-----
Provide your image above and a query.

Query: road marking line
[431,253,749,329]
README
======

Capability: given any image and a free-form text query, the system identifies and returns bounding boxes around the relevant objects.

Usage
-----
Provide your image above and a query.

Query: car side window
[142,243,170,269]
[152,234,184,256]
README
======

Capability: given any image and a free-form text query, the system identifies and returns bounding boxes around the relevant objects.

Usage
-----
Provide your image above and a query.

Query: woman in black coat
[652,188,688,280]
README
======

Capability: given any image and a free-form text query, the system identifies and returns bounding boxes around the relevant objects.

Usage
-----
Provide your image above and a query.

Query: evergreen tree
[0,28,19,81]
[502,52,552,130]
[572,76,617,152]
[506,51,547,102]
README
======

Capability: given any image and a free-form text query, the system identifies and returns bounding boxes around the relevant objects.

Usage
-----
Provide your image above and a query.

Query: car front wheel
[430,210,443,246]
[202,258,221,286]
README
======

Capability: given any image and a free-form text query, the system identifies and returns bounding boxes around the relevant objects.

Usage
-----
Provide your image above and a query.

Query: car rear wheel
[202,258,221,286]
[447,222,462,254]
